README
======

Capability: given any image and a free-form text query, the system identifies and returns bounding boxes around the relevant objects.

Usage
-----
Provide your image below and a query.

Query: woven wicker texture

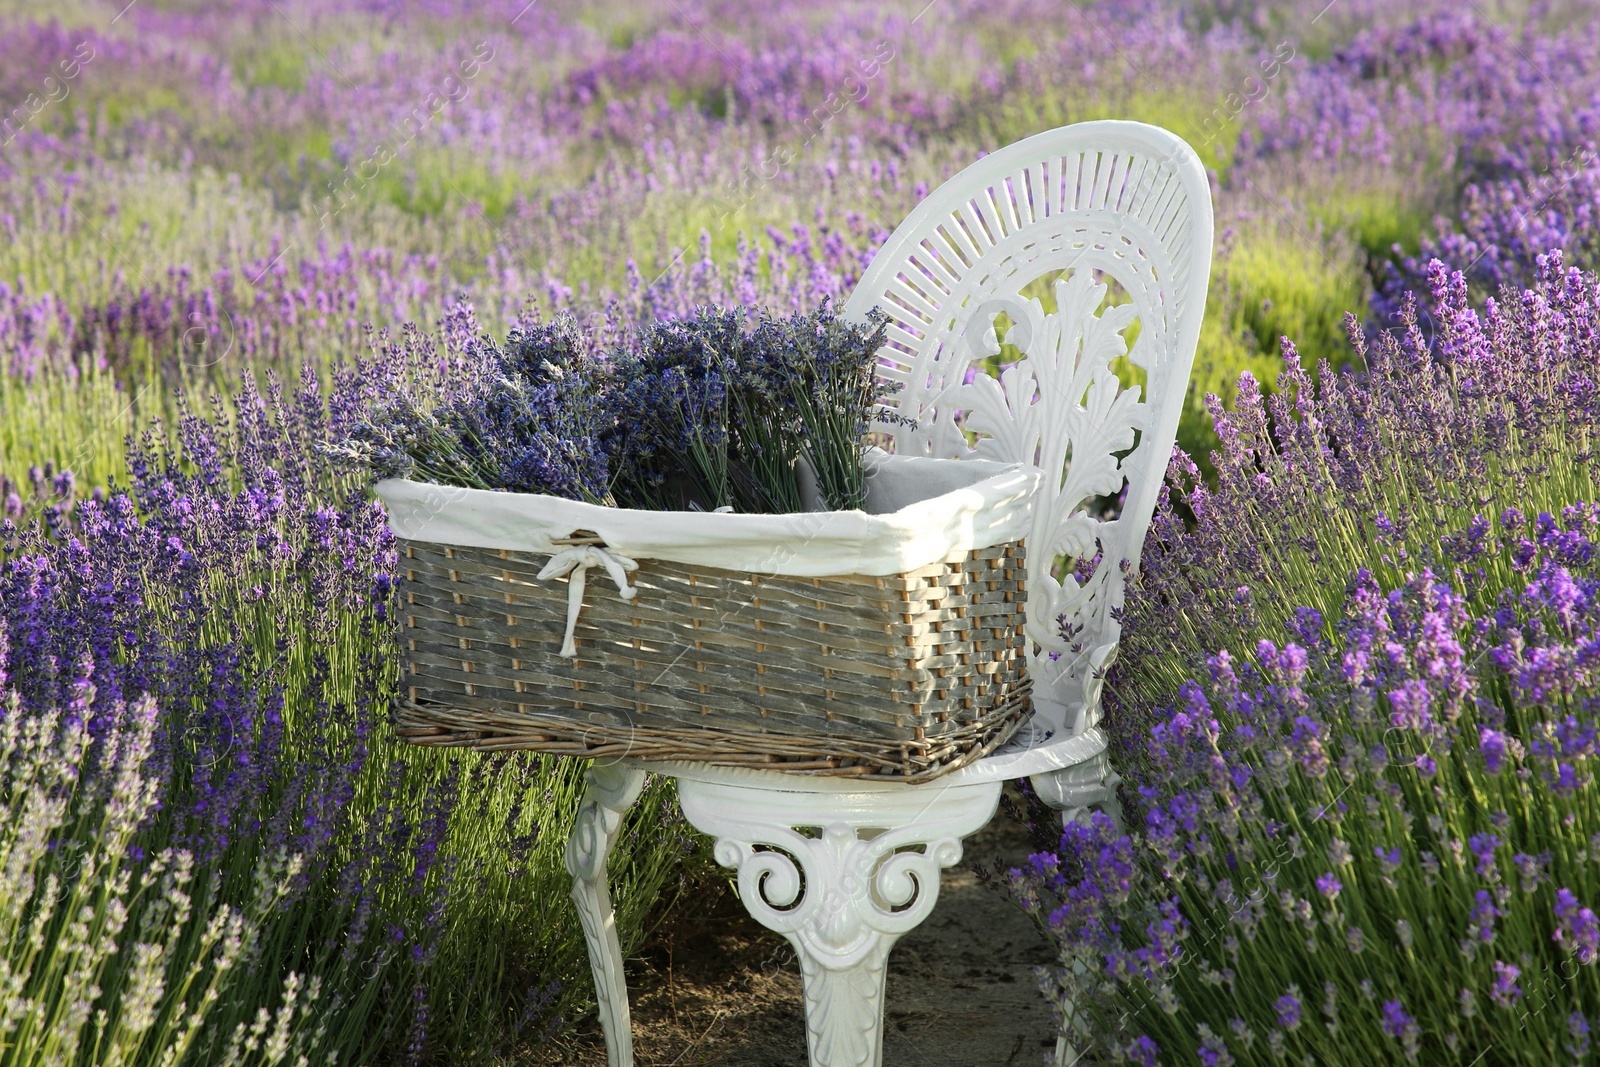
[394,537,1030,781]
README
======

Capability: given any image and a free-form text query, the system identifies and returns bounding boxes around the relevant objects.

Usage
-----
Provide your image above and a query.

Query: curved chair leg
[1028,746,1123,832]
[564,761,647,1067]
[675,776,1002,1067]
[1053,972,1091,1067]
[1029,745,1123,1066]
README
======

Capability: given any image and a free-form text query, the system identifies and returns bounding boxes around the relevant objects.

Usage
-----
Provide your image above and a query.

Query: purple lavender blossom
[1468,891,1501,943]
[1467,834,1502,879]
[1490,960,1523,1007]
[1381,1000,1422,1061]
[1553,888,1600,965]
[1570,1012,1593,1061]
[1274,989,1302,1030]
[1119,1035,1159,1067]
[1479,727,1508,773]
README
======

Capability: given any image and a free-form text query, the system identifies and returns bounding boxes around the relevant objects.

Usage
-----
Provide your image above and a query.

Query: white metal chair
[565,120,1213,1067]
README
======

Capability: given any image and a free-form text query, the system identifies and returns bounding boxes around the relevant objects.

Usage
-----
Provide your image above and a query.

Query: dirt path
[540,797,1064,1066]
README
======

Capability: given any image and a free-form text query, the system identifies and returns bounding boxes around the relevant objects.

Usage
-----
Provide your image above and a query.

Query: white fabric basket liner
[375,451,1041,578]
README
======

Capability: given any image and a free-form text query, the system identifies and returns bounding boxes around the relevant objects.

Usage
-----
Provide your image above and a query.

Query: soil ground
[537,792,1066,1067]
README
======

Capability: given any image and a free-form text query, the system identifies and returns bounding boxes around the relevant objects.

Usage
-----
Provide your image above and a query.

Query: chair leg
[564,761,647,1067]
[1054,1000,1091,1066]
[1029,746,1123,1065]
[675,776,1002,1067]
[1028,746,1123,832]
[1052,961,1094,1067]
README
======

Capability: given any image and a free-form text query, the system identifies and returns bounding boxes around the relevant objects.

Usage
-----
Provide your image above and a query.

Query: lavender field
[2,0,1599,1064]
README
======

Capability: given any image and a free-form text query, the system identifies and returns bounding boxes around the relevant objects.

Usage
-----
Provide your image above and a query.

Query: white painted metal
[569,120,1213,1067]
[676,773,1002,1066]
[564,761,647,1067]
[843,119,1212,755]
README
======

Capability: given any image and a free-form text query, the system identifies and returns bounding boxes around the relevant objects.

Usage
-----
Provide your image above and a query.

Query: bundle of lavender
[327,299,1038,782]
[329,300,895,514]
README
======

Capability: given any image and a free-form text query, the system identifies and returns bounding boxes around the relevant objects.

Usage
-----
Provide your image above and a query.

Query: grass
[1220,214,1367,366]
[1313,183,1436,264]
[235,38,310,93]
[0,364,134,494]
[962,80,1250,179]
[363,146,529,224]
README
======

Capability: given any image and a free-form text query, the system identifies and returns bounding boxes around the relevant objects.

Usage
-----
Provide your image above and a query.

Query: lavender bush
[1112,254,1600,741]
[1017,534,1599,1063]
[1005,261,1600,1063]
[0,653,322,1067]
[1376,148,1600,325]
[0,324,699,1063]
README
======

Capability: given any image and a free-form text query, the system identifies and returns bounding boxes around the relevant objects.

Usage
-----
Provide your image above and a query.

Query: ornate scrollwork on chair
[675,773,1001,1067]
[843,121,1212,745]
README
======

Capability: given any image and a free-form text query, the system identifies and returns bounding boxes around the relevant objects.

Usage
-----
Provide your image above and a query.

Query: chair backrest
[842,121,1213,736]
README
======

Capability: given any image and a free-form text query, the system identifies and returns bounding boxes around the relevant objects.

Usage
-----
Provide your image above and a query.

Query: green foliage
[964,86,1239,179]
[1177,302,1274,472]
[235,40,309,93]
[0,367,133,495]
[431,763,697,1064]
[1219,216,1368,367]
[0,168,285,306]
[1157,216,1368,470]
[1312,184,1434,264]
[365,147,527,223]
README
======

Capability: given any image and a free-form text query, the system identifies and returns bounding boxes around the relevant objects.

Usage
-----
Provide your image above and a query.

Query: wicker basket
[379,454,1039,782]
[382,457,1043,783]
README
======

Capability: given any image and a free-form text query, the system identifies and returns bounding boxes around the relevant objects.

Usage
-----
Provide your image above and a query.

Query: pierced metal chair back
[843,120,1213,736]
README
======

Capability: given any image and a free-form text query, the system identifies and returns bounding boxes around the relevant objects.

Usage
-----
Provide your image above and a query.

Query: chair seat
[634,714,1108,791]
